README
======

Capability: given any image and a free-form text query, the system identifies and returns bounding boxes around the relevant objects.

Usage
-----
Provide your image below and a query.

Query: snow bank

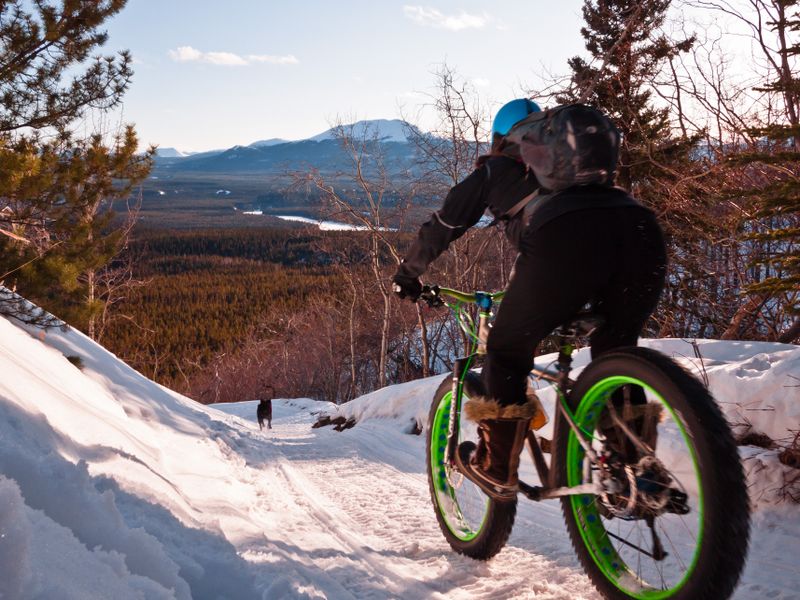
[1,305,798,598]
[318,338,800,508]
[0,316,265,597]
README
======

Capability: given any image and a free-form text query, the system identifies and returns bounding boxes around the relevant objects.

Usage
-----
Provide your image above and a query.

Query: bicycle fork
[444,357,470,466]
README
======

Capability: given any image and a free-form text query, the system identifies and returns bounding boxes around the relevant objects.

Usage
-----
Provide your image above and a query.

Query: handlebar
[418,284,505,309]
[418,284,504,354]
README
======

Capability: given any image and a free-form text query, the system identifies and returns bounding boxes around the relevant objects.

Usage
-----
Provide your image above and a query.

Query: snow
[241,212,382,230]
[0,311,799,598]
[274,215,397,232]
[249,138,289,148]
[155,148,190,158]
[307,119,414,143]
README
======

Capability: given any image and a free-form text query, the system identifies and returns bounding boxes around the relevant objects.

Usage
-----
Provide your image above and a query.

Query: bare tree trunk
[416,304,430,377]
[370,235,391,389]
[348,276,358,400]
[86,270,96,339]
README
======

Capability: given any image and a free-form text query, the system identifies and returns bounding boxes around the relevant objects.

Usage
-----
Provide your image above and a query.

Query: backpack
[505,103,621,192]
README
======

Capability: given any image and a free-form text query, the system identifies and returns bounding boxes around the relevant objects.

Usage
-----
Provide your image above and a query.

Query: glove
[392,272,422,302]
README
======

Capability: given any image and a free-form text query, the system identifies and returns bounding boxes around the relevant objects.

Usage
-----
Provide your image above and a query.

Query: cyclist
[392,98,667,501]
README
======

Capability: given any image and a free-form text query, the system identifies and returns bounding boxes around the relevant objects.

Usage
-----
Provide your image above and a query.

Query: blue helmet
[492,98,541,137]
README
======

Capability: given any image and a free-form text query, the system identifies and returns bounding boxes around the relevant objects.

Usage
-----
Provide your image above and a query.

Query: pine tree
[0,1,153,330]
[736,0,800,342]
[560,1,750,340]
[563,0,695,194]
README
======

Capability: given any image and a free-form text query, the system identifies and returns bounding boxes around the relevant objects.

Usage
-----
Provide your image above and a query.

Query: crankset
[598,455,690,519]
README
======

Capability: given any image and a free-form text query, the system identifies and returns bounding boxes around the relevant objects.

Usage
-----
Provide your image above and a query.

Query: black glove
[392,272,422,302]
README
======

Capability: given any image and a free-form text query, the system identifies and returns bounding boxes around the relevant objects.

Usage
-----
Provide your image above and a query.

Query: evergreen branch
[578,1,648,103]
[0,240,63,280]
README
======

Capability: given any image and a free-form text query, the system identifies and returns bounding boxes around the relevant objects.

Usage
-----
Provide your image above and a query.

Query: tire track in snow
[276,457,419,598]
[218,402,602,598]
[256,413,461,598]
[269,414,599,599]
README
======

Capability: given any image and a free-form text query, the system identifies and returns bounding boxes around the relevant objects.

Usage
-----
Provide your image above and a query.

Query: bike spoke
[636,523,644,580]
[660,520,688,572]
[606,528,660,560]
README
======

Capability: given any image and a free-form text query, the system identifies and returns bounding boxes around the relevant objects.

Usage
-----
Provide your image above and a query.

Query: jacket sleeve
[397,166,489,279]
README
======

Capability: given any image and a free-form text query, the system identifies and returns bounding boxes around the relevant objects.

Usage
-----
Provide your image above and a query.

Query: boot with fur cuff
[455,396,538,502]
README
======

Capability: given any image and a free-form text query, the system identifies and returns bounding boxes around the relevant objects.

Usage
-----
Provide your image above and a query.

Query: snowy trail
[2,314,799,599]
[218,396,800,600]
[219,401,604,600]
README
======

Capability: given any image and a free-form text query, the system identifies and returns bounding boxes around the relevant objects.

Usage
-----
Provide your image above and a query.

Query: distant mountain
[249,138,289,148]
[308,119,417,143]
[161,139,415,177]
[152,119,425,177]
[155,147,190,158]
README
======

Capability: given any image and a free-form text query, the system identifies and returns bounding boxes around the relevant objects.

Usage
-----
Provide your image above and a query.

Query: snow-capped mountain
[248,137,289,148]
[307,119,417,143]
[155,146,191,158]
[152,119,428,176]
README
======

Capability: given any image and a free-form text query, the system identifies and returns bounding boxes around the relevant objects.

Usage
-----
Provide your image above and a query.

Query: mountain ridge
[161,118,418,160]
[153,118,425,176]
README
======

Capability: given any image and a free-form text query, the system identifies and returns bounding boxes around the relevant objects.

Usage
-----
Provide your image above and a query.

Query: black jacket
[397,155,642,279]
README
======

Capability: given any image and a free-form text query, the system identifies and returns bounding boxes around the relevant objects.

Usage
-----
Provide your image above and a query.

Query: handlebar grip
[419,284,444,307]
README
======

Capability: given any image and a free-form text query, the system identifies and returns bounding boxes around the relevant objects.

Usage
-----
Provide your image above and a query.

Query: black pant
[483,207,667,406]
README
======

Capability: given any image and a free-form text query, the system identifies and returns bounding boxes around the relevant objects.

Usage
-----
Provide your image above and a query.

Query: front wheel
[426,372,516,559]
[554,347,749,599]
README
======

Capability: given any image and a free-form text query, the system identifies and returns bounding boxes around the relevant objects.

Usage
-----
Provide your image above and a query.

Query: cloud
[169,46,202,62]
[403,5,489,31]
[202,51,248,66]
[168,46,298,66]
[246,54,299,65]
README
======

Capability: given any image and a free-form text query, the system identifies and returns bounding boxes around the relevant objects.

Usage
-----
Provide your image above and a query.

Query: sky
[102,1,589,152]
[1,302,798,597]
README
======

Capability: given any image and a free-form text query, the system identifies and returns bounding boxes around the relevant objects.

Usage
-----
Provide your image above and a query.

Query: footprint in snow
[736,353,772,377]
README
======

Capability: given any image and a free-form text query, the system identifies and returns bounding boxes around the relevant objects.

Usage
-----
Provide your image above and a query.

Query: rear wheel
[554,347,749,599]
[426,372,516,559]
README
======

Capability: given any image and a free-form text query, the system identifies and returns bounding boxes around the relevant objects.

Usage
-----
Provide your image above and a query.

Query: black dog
[257,398,272,430]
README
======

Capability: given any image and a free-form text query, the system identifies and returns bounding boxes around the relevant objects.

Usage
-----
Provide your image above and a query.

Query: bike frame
[430,286,605,501]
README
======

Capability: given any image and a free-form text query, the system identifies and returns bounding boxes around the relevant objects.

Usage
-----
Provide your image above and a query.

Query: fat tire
[426,372,517,560]
[554,346,750,599]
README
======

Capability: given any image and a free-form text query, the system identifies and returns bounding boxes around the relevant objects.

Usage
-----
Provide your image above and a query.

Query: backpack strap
[503,189,539,220]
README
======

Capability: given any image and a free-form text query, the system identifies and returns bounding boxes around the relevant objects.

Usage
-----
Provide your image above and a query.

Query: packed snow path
[216,400,604,599]
[1,314,799,599]
[217,400,800,600]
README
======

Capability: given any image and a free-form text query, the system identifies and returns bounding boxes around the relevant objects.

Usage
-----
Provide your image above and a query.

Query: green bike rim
[566,376,705,599]
[430,391,489,541]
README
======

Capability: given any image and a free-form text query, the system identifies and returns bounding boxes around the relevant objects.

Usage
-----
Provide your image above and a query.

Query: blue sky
[104,1,588,151]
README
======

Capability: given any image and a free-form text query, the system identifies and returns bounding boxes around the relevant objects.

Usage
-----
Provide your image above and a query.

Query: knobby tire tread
[426,373,517,560]
[554,347,750,600]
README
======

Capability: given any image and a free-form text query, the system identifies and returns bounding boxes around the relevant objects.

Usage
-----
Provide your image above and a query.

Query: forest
[1,0,797,406]
[99,227,387,400]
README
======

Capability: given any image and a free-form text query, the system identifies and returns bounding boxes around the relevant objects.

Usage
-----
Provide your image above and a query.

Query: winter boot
[455,396,538,502]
